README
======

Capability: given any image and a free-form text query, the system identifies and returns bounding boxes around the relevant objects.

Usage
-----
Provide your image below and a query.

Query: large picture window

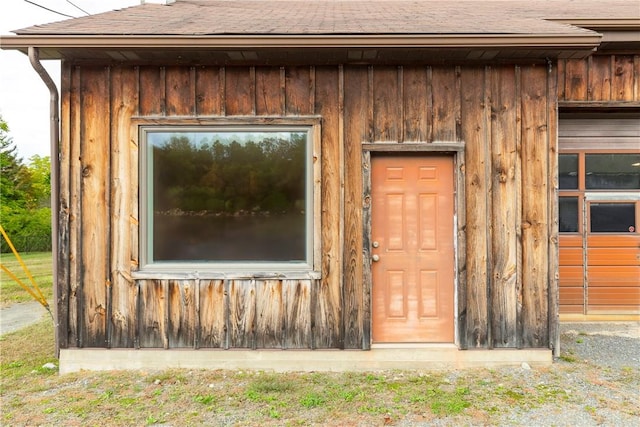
[140,125,318,272]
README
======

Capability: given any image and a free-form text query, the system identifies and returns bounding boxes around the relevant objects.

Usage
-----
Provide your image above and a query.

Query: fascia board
[548,18,640,30]
[0,33,603,52]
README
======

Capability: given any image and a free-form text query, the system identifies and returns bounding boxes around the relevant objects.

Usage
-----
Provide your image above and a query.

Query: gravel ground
[494,322,639,426]
[560,322,640,369]
[396,321,640,427]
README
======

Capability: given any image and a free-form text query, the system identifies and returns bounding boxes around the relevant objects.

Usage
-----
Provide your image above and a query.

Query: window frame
[135,117,322,278]
[558,195,580,233]
[584,152,640,190]
[587,200,638,233]
[558,149,640,236]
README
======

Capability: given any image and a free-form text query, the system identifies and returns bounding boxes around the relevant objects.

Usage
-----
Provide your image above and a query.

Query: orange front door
[371,155,455,343]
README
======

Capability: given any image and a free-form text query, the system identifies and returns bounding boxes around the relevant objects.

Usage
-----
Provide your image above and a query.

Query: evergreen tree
[0,117,30,209]
[0,115,52,252]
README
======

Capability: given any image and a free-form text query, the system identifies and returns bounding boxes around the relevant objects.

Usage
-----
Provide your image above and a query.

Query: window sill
[131,269,322,281]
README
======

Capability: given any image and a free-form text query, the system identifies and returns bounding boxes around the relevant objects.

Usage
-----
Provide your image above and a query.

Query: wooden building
[1,0,638,373]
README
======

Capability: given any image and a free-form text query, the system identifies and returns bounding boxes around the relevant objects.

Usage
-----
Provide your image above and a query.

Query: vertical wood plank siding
[490,66,519,348]
[110,66,138,348]
[314,66,342,348]
[547,67,559,357]
[460,67,490,348]
[558,55,640,102]
[79,67,110,347]
[68,65,81,346]
[255,67,282,116]
[255,280,285,348]
[198,280,225,348]
[520,66,550,347]
[60,63,556,350]
[167,280,197,348]
[57,62,72,349]
[342,66,368,348]
[402,67,429,141]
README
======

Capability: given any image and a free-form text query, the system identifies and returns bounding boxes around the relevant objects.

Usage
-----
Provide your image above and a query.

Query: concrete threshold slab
[59,347,552,374]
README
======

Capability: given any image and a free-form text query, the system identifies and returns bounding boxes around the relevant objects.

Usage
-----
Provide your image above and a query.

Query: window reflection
[148,130,309,263]
[585,154,640,190]
[559,154,578,190]
[559,197,579,233]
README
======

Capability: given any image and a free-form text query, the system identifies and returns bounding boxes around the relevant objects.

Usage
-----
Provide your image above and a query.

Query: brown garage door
[559,116,640,315]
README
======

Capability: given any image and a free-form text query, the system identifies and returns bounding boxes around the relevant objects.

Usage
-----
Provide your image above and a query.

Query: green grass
[0,318,57,382]
[2,263,639,425]
[0,251,53,306]
[559,349,578,363]
[2,321,639,427]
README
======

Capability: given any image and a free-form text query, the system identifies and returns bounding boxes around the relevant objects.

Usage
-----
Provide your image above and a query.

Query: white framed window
[138,120,320,275]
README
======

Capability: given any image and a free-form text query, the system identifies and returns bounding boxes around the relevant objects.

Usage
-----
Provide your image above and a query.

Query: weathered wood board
[558,55,640,102]
[59,62,560,352]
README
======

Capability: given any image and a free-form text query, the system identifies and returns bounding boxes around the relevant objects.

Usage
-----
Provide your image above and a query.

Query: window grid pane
[590,203,636,233]
[585,153,640,190]
[559,196,579,233]
[559,154,579,190]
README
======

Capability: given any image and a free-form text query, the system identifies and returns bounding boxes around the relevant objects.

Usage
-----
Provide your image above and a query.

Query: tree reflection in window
[147,130,309,263]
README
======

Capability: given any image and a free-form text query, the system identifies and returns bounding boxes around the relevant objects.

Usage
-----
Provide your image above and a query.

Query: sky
[0,0,141,161]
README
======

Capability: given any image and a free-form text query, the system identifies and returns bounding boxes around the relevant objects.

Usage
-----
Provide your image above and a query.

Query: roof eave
[0,33,603,53]
[548,18,640,30]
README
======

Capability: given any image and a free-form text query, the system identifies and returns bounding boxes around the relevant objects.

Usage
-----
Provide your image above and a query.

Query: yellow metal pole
[0,264,45,305]
[0,225,51,313]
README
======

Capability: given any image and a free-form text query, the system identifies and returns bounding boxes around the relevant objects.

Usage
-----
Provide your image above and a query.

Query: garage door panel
[560,248,584,266]
[588,248,640,266]
[588,266,640,286]
[587,235,640,247]
[559,305,585,314]
[588,287,640,305]
[559,286,584,305]
[560,235,584,247]
[559,266,583,286]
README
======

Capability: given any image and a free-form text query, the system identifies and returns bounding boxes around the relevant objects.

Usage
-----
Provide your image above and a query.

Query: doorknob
[372,254,380,262]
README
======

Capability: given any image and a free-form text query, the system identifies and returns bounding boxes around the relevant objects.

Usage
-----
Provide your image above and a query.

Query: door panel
[371,155,454,343]
[585,200,640,312]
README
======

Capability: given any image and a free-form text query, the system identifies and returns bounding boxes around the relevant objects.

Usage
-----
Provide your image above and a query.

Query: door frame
[362,142,465,349]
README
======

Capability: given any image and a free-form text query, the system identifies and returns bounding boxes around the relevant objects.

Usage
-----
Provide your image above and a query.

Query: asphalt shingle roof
[12,0,639,36]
